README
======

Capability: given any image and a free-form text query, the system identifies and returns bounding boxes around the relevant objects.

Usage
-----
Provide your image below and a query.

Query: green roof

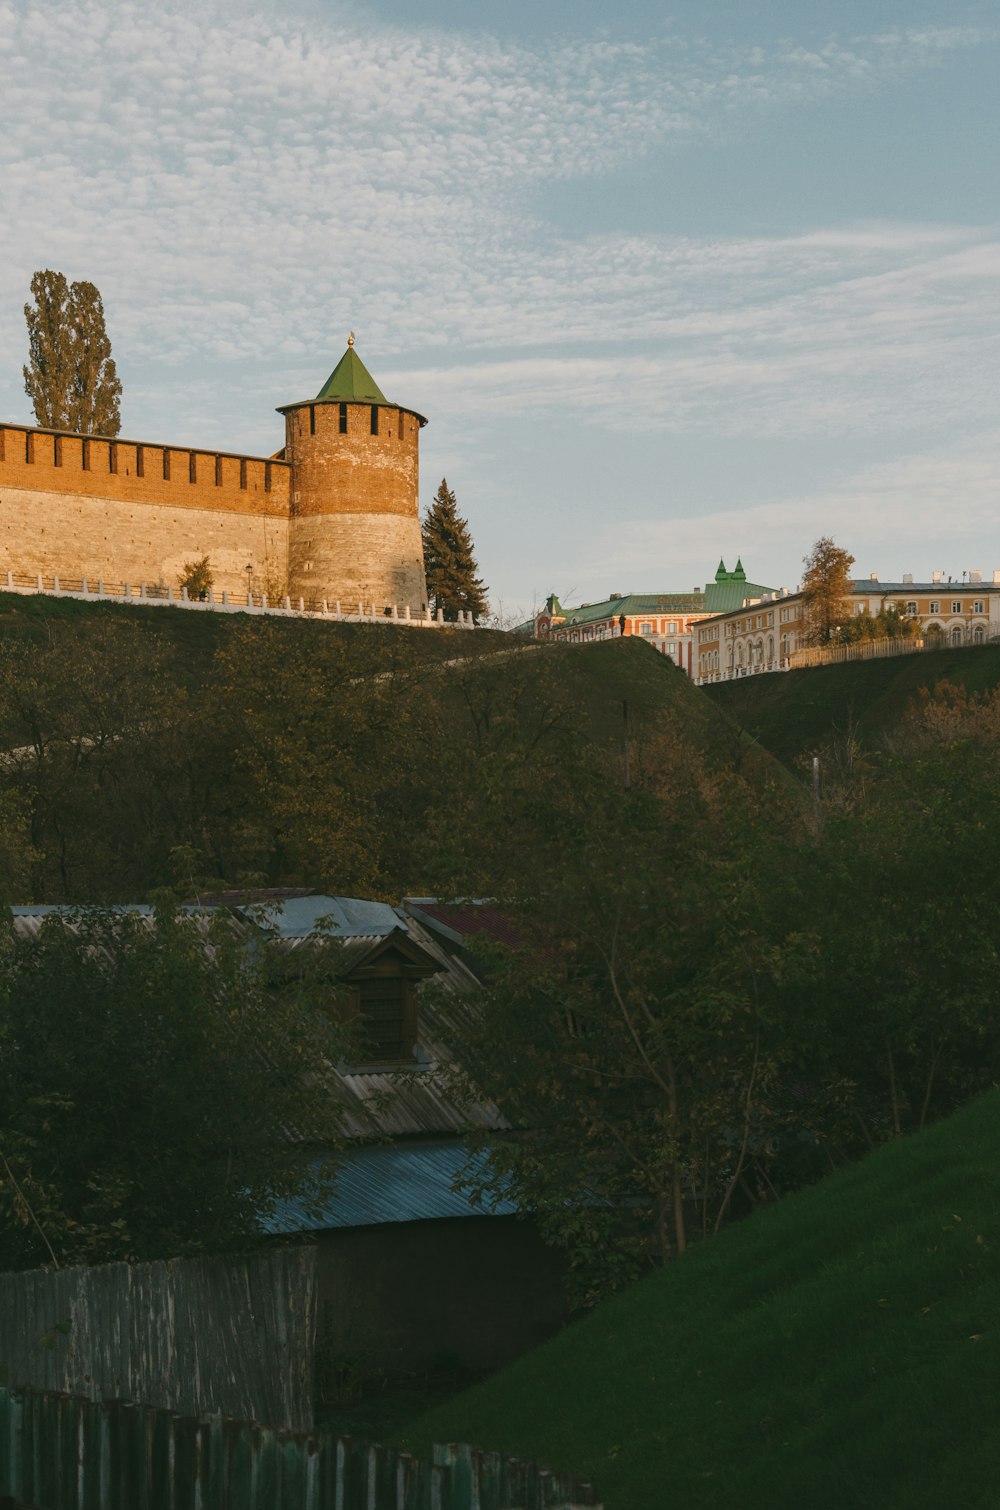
[703,577,776,613]
[315,343,388,405]
[276,338,429,422]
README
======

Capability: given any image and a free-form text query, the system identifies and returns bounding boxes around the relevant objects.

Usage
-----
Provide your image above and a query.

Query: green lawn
[704,644,1000,768]
[396,1090,1000,1509]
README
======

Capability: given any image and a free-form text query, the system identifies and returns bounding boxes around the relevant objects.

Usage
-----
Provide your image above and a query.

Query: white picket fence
[0,570,478,629]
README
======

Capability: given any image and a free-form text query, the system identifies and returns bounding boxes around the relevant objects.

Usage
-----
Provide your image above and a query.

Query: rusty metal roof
[265,1140,516,1232]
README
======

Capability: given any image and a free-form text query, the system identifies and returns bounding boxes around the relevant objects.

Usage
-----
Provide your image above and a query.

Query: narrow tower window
[339,402,348,434]
[25,433,34,464]
[309,405,316,435]
[264,462,272,494]
[189,452,197,484]
[0,429,5,462]
[370,405,379,435]
[397,411,403,441]
[215,455,223,486]
[136,445,144,478]
[53,435,62,467]
[109,443,117,475]
[162,449,171,481]
[239,458,247,490]
[82,440,90,472]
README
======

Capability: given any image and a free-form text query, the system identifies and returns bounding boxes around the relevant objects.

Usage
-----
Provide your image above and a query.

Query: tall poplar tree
[23,270,123,436]
[422,478,488,623]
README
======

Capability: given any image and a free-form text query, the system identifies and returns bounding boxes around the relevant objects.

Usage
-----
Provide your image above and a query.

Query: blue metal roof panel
[264,1141,516,1233]
[236,894,402,939]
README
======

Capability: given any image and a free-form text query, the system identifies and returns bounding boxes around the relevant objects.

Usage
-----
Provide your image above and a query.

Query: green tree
[179,556,214,599]
[838,606,920,644]
[0,906,353,1268]
[422,479,488,623]
[23,270,122,435]
[801,536,855,646]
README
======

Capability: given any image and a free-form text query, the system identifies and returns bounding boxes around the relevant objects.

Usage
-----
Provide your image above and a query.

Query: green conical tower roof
[276,334,427,425]
[315,336,388,404]
[716,559,728,581]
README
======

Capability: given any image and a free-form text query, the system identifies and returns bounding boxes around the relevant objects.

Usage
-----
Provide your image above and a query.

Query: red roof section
[408,901,524,950]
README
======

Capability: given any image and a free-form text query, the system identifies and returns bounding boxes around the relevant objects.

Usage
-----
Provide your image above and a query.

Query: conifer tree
[23,270,122,436]
[422,478,488,623]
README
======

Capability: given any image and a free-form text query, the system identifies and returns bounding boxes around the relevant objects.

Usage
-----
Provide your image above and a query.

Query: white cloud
[0,1,992,386]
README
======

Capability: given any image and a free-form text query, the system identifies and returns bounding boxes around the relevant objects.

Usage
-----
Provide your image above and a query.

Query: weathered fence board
[0,1249,316,1433]
[0,1391,602,1510]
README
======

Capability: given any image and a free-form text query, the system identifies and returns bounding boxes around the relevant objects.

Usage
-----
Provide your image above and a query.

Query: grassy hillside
[397,1089,1000,1509]
[704,643,1000,768]
[0,598,790,901]
[0,589,513,675]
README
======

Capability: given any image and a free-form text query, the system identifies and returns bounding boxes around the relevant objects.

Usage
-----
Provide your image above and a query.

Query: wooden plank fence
[0,1391,602,1510]
[0,1249,316,1434]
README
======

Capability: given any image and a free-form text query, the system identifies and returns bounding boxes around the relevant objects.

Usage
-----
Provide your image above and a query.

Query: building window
[639,622,654,636]
[974,625,985,643]
[136,445,144,478]
[973,600,984,615]
[339,402,348,434]
[357,978,415,1063]
[952,626,963,645]
[930,600,939,614]
[906,601,917,615]
[239,458,247,489]
[370,405,379,435]
[162,448,171,481]
[952,601,962,614]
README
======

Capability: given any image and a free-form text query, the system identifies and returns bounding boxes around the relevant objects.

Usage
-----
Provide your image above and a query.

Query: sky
[0,0,998,619]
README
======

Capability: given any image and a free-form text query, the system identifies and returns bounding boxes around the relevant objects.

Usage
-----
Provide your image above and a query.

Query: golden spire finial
[347,330,356,348]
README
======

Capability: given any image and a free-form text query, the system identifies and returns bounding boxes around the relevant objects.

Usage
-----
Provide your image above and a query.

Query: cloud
[0,1,991,384]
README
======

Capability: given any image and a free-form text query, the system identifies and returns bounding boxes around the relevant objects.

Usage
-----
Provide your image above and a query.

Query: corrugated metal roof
[265,1140,516,1233]
[8,898,503,1142]
[403,900,524,950]
[216,893,402,939]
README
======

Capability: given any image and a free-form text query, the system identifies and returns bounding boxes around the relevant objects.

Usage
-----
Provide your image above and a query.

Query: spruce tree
[422,478,488,623]
[24,270,122,435]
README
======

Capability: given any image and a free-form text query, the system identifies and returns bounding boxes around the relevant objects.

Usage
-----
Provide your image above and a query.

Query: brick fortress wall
[0,424,291,599]
[284,401,428,612]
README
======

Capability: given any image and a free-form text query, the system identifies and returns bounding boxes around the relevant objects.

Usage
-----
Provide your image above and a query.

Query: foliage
[422,479,488,624]
[0,906,353,1268]
[23,270,122,436]
[801,536,855,646]
[399,1088,1000,1510]
[838,605,920,643]
[179,556,214,599]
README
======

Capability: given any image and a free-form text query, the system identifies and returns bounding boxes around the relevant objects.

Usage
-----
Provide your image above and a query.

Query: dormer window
[356,976,417,1064]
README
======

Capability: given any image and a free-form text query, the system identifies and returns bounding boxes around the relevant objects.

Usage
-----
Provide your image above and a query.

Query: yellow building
[694,573,1000,685]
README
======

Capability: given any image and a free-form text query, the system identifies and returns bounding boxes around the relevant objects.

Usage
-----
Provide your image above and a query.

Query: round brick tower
[278,336,429,612]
